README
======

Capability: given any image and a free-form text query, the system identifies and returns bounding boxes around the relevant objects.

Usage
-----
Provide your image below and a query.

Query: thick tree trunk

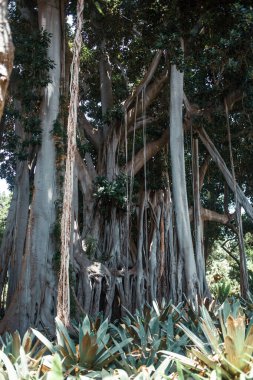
[0,0,14,122]
[0,0,61,335]
[169,63,199,301]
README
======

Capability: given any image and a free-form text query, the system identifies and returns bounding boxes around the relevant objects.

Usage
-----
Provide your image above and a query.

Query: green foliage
[3,300,253,378]
[33,315,132,376]
[83,236,98,259]
[162,301,253,379]
[103,105,124,125]
[206,241,240,299]
[0,328,49,379]
[110,301,188,375]
[0,6,55,188]
[51,119,67,160]
[0,193,11,244]
[212,281,231,304]
[88,357,172,379]
[93,174,128,213]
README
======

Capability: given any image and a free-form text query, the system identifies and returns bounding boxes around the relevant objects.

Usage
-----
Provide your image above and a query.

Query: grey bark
[198,127,253,221]
[99,40,113,117]
[0,0,14,122]
[225,101,249,298]
[192,137,210,297]
[57,0,84,327]
[169,63,199,301]
[0,0,61,335]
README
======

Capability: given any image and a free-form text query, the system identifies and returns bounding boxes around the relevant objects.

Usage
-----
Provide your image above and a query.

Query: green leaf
[31,328,56,353]
[47,354,64,380]
[55,317,76,359]
[81,315,91,336]
[97,318,109,343]
[178,323,210,355]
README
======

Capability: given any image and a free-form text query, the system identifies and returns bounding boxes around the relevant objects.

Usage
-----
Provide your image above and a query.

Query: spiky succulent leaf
[226,315,245,355]
[178,323,210,355]
[55,317,76,360]
[31,328,56,354]
[242,324,253,358]
[0,351,18,380]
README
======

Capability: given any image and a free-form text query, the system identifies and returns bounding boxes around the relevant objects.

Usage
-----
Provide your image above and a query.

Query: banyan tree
[0,0,253,334]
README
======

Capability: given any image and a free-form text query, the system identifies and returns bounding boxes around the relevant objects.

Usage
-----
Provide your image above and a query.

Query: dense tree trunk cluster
[0,0,252,333]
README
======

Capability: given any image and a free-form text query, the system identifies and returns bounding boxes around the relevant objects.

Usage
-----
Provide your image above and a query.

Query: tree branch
[197,126,253,222]
[99,40,113,117]
[225,89,245,111]
[127,116,156,135]
[124,129,168,176]
[124,50,163,111]
[126,70,169,130]
[75,149,93,194]
[78,113,100,150]
[199,154,211,190]
[221,241,240,266]
[189,206,234,224]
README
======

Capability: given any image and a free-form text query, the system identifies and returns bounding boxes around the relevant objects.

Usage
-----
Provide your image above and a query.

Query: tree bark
[57,0,84,327]
[0,0,14,122]
[198,127,253,222]
[225,100,249,298]
[0,0,61,335]
[169,61,199,301]
[192,137,210,297]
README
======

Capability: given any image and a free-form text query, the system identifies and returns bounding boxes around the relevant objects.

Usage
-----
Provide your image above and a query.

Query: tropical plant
[0,192,11,244]
[110,301,188,375]
[0,328,51,378]
[213,281,231,304]
[0,350,64,380]
[161,300,253,379]
[33,315,131,377]
[82,356,172,379]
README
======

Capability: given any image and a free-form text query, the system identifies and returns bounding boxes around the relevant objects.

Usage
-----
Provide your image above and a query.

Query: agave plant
[110,300,188,376]
[81,356,172,379]
[0,328,50,379]
[33,315,131,377]
[0,350,65,380]
[161,300,253,379]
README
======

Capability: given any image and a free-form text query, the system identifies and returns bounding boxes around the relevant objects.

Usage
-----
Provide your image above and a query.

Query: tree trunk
[225,101,249,298]
[57,0,84,326]
[198,127,253,222]
[169,62,199,301]
[0,0,61,335]
[192,136,210,297]
[0,0,14,122]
